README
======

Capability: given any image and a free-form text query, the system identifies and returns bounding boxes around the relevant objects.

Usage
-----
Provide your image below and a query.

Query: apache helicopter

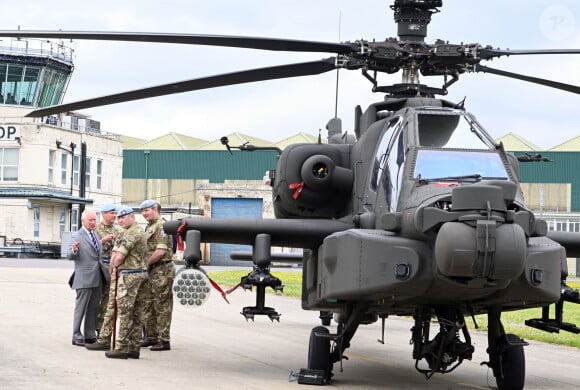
[2,1,580,389]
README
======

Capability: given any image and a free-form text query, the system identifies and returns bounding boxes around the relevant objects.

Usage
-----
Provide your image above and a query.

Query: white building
[0,38,122,254]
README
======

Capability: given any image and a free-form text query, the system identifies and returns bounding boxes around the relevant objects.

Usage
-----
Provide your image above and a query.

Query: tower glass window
[37,69,68,107]
[0,39,73,108]
[0,64,55,106]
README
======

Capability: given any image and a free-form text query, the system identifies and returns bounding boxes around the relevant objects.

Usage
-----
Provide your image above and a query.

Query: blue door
[210,197,263,266]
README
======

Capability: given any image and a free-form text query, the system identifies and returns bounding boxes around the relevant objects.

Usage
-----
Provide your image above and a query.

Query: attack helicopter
[1,1,579,389]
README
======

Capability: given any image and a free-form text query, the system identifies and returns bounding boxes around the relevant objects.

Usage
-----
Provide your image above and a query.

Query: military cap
[116,205,134,217]
[139,199,157,209]
[101,203,117,213]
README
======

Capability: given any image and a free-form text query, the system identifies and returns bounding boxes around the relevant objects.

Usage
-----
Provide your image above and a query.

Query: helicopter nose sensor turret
[273,143,353,218]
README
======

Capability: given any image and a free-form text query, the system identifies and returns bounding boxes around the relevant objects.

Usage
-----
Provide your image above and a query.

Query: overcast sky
[3,0,579,149]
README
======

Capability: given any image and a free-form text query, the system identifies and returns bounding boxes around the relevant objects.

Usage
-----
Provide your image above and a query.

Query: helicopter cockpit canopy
[417,109,496,149]
[414,150,509,181]
[412,109,508,181]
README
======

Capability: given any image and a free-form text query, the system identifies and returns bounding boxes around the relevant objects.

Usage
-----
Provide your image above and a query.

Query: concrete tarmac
[0,258,579,389]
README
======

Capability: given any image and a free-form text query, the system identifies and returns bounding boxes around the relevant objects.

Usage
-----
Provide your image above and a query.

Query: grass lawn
[471,281,580,348]
[208,270,580,348]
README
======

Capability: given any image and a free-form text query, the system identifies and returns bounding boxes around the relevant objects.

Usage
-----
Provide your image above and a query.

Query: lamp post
[144,150,150,200]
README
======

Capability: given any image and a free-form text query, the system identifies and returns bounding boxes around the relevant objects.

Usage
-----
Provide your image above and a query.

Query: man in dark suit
[68,210,109,346]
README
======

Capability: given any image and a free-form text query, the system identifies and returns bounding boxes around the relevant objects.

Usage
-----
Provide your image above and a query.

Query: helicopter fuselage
[294,97,564,316]
[165,97,565,319]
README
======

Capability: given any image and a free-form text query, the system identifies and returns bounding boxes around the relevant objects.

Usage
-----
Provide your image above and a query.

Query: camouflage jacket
[113,221,147,270]
[144,217,173,261]
[96,222,122,259]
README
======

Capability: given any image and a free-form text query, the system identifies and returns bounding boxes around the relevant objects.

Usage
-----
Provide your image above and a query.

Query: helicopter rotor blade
[25,57,338,117]
[0,30,356,54]
[479,47,580,60]
[473,64,580,94]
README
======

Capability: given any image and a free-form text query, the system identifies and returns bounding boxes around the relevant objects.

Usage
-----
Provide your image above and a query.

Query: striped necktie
[89,231,99,253]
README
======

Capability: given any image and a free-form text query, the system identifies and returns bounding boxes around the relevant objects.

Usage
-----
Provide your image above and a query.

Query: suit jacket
[67,228,110,289]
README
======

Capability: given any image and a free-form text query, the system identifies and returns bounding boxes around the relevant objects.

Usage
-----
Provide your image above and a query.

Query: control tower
[0,37,73,108]
[0,38,123,256]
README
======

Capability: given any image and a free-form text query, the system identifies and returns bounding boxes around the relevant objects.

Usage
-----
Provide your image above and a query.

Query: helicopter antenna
[455,97,466,109]
[333,10,341,119]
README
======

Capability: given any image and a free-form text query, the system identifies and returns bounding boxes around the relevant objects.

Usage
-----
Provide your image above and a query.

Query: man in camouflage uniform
[139,199,175,351]
[95,204,122,333]
[104,205,148,359]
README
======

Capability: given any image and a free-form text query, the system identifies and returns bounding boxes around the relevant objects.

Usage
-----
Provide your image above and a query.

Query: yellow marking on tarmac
[346,352,489,389]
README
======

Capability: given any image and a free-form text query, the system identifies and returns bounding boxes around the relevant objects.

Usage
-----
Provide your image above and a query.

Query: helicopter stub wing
[229,251,303,263]
[163,218,354,249]
[546,231,580,258]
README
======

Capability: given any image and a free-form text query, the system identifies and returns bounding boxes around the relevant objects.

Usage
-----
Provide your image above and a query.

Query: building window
[548,219,580,233]
[85,157,91,189]
[61,153,67,185]
[59,207,66,237]
[96,160,102,190]
[48,150,55,184]
[73,155,80,186]
[71,208,78,232]
[0,148,19,181]
[70,115,79,130]
[33,206,40,238]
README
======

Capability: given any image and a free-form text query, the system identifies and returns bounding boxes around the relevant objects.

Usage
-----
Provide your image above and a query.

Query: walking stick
[111,273,118,351]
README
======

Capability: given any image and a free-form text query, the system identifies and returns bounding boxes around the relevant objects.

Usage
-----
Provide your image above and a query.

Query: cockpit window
[414,150,508,180]
[370,116,402,192]
[417,112,495,149]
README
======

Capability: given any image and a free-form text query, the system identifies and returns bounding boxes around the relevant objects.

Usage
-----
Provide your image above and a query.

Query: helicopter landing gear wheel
[307,326,332,381]
[495,334,525,390]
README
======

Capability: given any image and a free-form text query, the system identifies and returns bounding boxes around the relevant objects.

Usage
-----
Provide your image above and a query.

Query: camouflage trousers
[96,274,110,332]
[96,275,116,345]
[142,261,175,342]
[115,272,148,353]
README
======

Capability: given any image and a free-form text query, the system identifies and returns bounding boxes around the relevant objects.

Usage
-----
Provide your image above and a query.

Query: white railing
[0,38,74,63]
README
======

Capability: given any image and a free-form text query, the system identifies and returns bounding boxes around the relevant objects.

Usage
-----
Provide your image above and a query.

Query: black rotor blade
[474,64,580,94]
[25,57,337,117]
[479,47,580,60]
[0,30,356,54]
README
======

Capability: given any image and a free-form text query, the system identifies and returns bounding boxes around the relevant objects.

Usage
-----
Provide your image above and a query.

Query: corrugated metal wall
[122,149,580,211]
[123,150,278,182]
[516,151,580,211]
